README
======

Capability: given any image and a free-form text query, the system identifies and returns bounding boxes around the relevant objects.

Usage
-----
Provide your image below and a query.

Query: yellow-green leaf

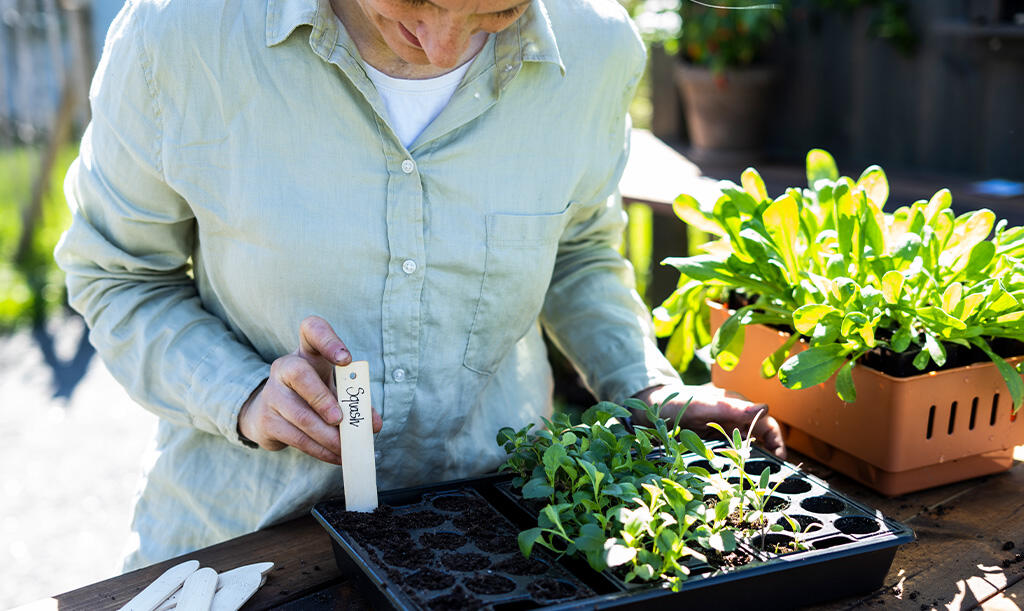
[793,304,839,335]
[741,167,769,202]
[806,149,839,185]
[856,165,889,210]
[924,188,952,221]
[942,283,963,315]
[673,193,725,236]
[763,194,801,281]
[881,271,904,304]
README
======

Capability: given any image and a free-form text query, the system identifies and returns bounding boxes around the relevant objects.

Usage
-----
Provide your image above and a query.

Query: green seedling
[498,399,808,590]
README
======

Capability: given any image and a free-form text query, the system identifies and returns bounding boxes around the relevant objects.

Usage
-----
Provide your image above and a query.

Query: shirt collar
[265,0,565,76]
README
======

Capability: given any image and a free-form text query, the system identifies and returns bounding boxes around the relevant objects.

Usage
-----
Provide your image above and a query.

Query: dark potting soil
[405,568,455,591]
[466,522,516,541]
[703,546,754,569]
[474,533,518,554]
[464,573,517,595]
[493,555,548,576]
[383,545,435,569]
[722,294,1024,376]
[320,489,599,609]
[450,504,499,530]
[366,530,414,550]
[440,551,491,572]
[527,577,578,601]
[418,531,467,550]
[397,510,447,530]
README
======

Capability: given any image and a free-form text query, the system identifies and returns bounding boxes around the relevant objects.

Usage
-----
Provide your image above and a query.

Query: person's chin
[389,41,431,65]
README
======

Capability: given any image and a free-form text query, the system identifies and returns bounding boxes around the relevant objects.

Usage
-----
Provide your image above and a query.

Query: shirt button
[374,450,382,461]
[401,159,415,174]
[392,368,406,382]
[402,259,417,274]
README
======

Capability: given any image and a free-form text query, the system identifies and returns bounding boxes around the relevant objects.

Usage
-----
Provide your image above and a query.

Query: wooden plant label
[336,360,378,512]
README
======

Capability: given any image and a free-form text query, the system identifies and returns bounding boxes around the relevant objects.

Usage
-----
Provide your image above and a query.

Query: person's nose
[415,17,473,68]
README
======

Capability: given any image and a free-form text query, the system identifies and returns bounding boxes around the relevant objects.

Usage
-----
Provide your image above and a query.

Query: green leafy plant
[623,0,916,75]
[497,399,802,589]
[654,149,1024,411]
[626,0,786,75]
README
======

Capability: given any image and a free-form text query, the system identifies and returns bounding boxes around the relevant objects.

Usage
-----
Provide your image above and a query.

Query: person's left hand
[631,383,786,459]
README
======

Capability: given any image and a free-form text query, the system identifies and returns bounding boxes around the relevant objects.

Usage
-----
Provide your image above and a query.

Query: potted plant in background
[653,148,1024,495]
[628,0,787,160]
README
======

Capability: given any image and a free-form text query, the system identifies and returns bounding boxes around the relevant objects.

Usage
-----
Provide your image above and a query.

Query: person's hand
[238,315,382,464]
[631,384,786,459]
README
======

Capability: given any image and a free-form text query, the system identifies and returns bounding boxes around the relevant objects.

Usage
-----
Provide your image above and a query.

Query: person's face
[351,0,530,69]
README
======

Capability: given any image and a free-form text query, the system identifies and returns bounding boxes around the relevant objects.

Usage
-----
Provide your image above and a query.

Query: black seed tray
[312,475,607,610]
[313,447,914,610]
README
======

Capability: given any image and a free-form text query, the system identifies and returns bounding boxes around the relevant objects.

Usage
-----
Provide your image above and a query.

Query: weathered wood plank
[977,575,1024,610]
[808,458,1024,610]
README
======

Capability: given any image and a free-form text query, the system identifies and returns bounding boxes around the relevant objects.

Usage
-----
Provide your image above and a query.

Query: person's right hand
[238,315,382,464]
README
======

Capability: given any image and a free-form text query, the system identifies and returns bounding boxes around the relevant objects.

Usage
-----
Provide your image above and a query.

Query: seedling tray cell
[313,449,913,610]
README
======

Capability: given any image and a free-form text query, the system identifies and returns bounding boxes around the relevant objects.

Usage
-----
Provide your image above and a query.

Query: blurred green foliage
[0,144,77,330]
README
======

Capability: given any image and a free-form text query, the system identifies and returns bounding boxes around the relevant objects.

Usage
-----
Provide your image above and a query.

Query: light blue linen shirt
[55,0,679,568]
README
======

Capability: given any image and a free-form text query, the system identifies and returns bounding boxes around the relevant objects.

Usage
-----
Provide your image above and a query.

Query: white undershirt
[363,60,474,148]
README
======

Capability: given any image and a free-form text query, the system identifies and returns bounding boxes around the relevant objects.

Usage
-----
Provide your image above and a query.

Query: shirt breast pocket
[463,204,573,376]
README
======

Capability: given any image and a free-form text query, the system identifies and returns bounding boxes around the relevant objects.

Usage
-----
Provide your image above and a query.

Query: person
[55,0,785,570]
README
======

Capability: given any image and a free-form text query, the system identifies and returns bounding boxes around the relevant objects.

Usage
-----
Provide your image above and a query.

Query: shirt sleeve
[54,2,270,446]
[539,46,681,404]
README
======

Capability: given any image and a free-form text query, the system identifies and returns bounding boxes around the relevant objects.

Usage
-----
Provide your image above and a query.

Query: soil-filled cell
[419,531,467,550]
[751,533,798,555]
[397,510,447,530]
[775,477,813,495]
[528,578,579,602]
[763,496,790,512]
[452,505,503,530]
[475,533,519,554]
[744,460,782,475]
[382,546,435,569]
[465,574,517,595]
[405,568,455,591]
[776,514,823,533]
[835,516,882,535]
[440,551,491,572]
[800,495,846,514]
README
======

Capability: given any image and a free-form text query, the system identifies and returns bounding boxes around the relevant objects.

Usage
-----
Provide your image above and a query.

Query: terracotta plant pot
[673,64,775,161]
[709,302,1024,496]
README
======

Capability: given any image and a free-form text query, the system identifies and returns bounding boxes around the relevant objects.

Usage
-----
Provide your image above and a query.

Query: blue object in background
[92,0,126,58]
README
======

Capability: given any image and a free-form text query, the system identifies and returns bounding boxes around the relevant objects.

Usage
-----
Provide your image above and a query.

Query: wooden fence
[652,0,1024,181]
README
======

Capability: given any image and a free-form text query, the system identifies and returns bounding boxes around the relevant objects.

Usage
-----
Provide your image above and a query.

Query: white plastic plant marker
[119,559,199,611]
[155,563,274,611]
[210,569,263,611]
[176,567,217,610]
[336,360,378,511]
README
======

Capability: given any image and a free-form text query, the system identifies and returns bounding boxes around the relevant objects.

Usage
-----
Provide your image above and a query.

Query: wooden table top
[21,448,1024,611]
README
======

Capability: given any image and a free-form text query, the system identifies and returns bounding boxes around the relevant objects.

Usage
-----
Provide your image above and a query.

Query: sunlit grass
[0,143,78,330]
